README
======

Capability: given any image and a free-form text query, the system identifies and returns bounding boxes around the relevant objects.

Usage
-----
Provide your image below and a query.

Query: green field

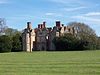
[0,50,100,75]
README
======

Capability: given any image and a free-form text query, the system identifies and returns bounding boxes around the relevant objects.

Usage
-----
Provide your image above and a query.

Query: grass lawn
[0,50,100,75]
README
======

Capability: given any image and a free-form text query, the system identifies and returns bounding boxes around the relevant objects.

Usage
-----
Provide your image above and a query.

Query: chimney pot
[38,24,41,28]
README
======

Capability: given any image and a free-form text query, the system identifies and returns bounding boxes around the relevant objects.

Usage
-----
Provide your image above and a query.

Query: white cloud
[72,12,100,24]
[85,12,100,16]
[45,12,62,17]
[63,7,86,11]
[0,0,9,4]
[46,0,90,7]
[48,0,81,4]
[71,13,100,25]
[46,0,97,9]
[48,0,68,4]
[45,13,55,16]
[72,15,100,22]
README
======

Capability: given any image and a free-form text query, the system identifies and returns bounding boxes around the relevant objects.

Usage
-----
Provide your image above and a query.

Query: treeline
[0,28,22,52]
[53,22,100,51]
[0,22,100,52]
[53,34,100,51]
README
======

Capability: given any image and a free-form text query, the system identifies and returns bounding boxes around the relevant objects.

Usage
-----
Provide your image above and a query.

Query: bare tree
[0,18,7,35]
[68,22,97,39]
[67,22,98,50]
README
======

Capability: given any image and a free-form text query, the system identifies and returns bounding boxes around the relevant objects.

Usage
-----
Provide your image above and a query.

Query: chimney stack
[56,21,61,27]
[38,24,41,29]
[43,22,46,28]
[27,22,32,29]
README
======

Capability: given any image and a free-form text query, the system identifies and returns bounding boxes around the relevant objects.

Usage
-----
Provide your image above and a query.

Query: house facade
[22,21,77,52]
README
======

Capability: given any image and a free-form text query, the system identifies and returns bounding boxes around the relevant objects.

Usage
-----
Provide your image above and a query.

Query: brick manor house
[22,21,77,52]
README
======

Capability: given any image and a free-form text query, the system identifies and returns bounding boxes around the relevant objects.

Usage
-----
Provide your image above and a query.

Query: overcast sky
[0,0,100,36]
